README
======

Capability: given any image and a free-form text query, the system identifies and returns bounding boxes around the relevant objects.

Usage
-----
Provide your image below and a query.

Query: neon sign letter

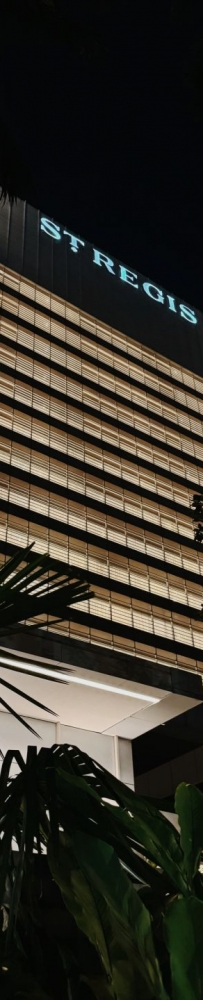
[180,305,197,325]
[93,249,115,274]
[166,295,177,313]
[41,218,61,240]
[120,265,138,289]
[63,231,85,254]
[143,282,164,304]
[40,216,198,326]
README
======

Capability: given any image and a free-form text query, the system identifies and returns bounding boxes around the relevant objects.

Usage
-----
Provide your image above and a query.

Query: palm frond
[0,695,40,737]
[0,544,93,733]
[0,675,57,715]
[0,544,93,632]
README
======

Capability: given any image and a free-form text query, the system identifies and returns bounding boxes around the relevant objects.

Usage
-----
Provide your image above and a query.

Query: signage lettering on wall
[40,217,197,325]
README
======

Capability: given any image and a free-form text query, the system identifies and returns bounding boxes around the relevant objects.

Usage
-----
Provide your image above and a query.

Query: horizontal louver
[1,262,203,673]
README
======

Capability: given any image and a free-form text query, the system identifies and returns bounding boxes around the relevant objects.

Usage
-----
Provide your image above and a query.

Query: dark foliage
[0,544,93,733]
[0,743,203,998]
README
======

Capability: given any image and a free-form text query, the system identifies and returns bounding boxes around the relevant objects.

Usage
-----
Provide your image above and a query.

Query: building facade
[0,200,202,768]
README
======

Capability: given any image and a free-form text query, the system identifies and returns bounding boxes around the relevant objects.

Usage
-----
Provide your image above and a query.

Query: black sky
[1,0,203,309]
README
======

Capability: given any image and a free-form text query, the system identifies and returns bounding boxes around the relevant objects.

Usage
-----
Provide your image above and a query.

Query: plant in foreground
[0,544,93,733]
[0,743,203,999]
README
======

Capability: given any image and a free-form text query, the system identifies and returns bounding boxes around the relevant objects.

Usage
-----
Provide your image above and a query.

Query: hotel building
[0,200,203,780]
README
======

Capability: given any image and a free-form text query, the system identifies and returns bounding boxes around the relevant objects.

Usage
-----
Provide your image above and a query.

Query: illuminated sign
[40,217,198,326]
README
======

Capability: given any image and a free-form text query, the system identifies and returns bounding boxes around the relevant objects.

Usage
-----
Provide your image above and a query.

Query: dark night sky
[1,0,203,310]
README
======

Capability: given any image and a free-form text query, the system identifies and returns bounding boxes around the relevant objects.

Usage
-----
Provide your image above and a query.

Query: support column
[113,735,120,779]
[113,737,134,788]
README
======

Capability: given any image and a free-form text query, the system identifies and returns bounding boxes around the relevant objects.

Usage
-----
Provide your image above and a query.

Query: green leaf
[0,957,53,999]
[0,543,34,588]
[0,544,92,631]
[54,745,187,895]
[175,783,203,886]
[0,750,24,814]
[81,972,118,1000]
[0,545,92,732]
[75,832,168,1000]
[0,788,23,907]
[48,831,168,1000]
[24,747,38,861]
[165,896,203,1000]
[5,796,26,954]
[0,674,57,717]
[52,763,171,893]
[48,834,115,998]
[0,694,40,737]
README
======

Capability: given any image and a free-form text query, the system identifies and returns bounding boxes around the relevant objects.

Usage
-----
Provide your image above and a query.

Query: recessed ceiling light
[0,655,160,703]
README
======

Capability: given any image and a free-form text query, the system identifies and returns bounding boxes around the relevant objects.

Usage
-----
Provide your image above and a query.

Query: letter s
[180,304,197,325]
[41,218,61,240]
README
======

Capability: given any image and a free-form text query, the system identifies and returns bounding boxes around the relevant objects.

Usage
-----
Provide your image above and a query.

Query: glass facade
[1,263,203,676]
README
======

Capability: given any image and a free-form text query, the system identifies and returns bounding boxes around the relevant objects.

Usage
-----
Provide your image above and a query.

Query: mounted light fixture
[0,655,160,703]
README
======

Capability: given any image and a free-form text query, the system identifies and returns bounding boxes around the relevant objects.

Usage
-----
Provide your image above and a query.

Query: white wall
[0,711,134,787]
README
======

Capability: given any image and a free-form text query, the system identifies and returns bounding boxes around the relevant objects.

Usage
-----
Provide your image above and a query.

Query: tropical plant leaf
[3,744,203,999]
[0,675,57,716]
[0,749,25,809]
[0,696,40,737]
[165,896,203,1000]
[0,545,93,632]
[74,832,168,1000]
[81,972,119,1000]
[0,545,93,732]
[0,780,24,907]
[0,544,34,587]
[0,743,185,900]
[23,747,39,862]
[48,831,168,1000]
[0,953,53,1000]
[48,834,116,999]
[52,745,187,895]
[1,742,169,898]
[175,783,203,887]
[5,797,26,955]
[51,760,170,893]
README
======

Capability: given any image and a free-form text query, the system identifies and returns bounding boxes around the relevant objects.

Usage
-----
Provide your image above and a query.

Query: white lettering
[93,248,115,274]
[41,218,61,240]
[39,217,198,326]
[143,282,164,304]
[179,304,197,325]
[120,265,138,288]
[166,294,177,313]
[63,231,85,254]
